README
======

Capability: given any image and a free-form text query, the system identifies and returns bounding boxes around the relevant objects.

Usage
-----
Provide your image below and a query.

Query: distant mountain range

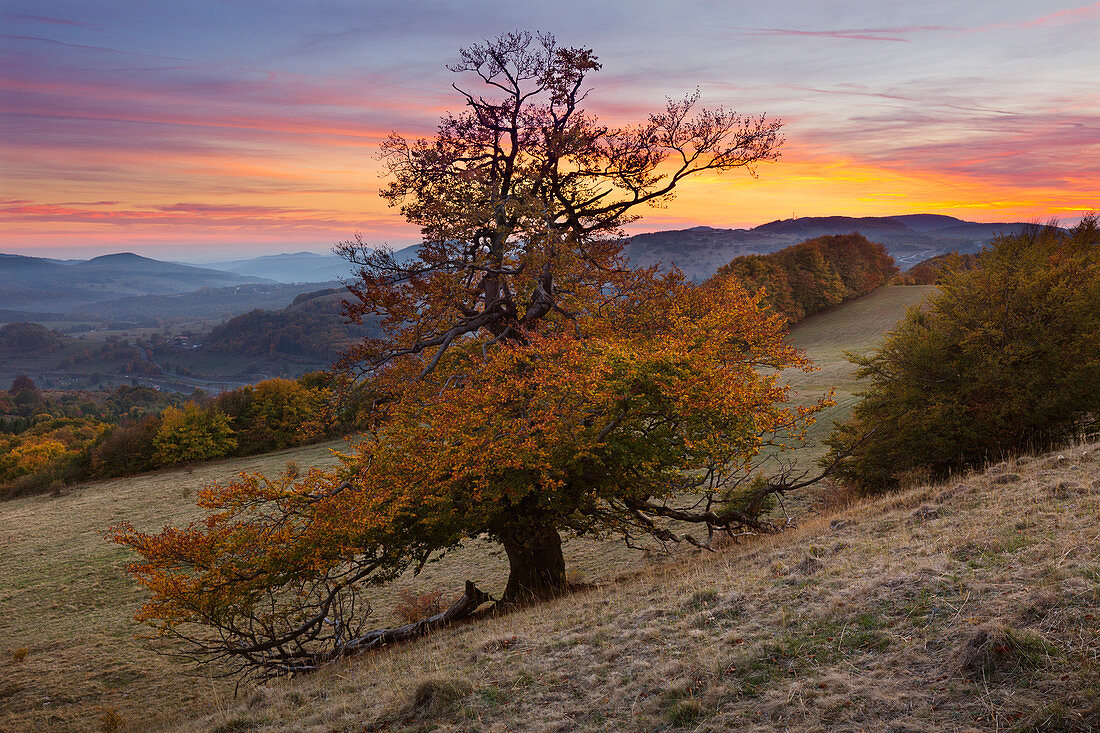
[0,215,1036,317]
[199,245,420,284]
[0,252,273,313]
[624,214,1035,281]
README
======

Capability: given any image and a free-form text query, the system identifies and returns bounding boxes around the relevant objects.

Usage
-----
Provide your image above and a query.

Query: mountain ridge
[623,213,1037,280]
[0,252,275,313]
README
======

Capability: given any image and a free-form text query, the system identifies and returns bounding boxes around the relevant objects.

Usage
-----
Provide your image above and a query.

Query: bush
[825,218,1100,492]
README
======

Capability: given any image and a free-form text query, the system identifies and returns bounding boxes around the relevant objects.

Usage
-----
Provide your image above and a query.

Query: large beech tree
[111,32,828,679]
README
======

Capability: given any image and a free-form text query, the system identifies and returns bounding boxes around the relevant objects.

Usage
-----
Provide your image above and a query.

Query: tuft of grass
[11,646,28,662]
[664,697,706,726]
[97,706,125,733]
[406,678,473,719]
[952,623,1058,681]
[211,718,262,733]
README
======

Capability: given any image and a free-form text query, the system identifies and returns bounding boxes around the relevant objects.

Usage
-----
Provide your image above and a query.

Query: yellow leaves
[153,402,236,466]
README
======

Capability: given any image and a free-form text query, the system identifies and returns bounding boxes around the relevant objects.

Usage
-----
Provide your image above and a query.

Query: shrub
[393,588,445,623]
[826,218,1100,492]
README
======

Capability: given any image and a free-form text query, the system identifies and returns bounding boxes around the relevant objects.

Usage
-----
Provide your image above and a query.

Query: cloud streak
[727,3,1100,43]
[2,1,1095,256]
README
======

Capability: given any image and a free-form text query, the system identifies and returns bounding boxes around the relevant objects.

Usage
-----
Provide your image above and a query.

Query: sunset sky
[2,1,1097,260]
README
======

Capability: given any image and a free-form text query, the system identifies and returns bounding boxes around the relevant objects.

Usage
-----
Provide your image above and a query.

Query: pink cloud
[727,4,1100,43]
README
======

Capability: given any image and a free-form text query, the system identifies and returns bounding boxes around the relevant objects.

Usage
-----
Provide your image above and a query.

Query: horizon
[2,211,1083,263]
[2,2,1097,260]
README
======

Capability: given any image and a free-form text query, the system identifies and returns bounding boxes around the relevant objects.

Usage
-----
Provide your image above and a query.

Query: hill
[0,284,932,731]
[200,245,421,284]
[73,281,342,324]
[5,438,1094,731]
[0,252,275,313]
[205,287,375,359]
[195,443,1100,733]
[625,214,1033,281]
[201,252,352,284]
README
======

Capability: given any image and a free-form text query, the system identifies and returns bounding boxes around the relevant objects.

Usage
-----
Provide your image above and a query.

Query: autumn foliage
[110,32,829,678]
[826,218,1100,492]
[711,233,898,322]
[0,374,345,499]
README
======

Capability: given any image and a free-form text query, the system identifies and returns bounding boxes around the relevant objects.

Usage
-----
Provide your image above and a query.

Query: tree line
[0,373,363,499]
[709,232,898,322]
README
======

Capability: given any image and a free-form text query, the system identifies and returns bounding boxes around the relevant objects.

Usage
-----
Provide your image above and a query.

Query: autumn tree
[825,218,1100,492]
[712,233,898,323]
[112,32,830,679]
[153,402,236,466]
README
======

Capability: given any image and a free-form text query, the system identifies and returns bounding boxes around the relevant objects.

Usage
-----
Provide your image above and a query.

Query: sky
[1,1,1097,261]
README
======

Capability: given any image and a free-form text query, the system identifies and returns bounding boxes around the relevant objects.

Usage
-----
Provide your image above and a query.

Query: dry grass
[4,284,1024,733]
[0,441,349,732]
[175,440,1100,733]
[0,436,690,733]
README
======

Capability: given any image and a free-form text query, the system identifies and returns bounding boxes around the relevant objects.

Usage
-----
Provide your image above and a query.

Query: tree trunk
[500,524,567,603]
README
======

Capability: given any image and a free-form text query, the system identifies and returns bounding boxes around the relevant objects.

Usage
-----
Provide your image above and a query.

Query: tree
[712,233,898,323]
[824,218,1100,492]
[111,32,826,679]
[153,402,236,466]
[8,374,37,396]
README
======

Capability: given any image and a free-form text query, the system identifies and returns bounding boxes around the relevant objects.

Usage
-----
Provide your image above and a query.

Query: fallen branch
[273,581,492,677]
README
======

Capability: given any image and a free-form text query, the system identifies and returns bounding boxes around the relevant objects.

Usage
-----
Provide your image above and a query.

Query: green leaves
[826,218,1100,492]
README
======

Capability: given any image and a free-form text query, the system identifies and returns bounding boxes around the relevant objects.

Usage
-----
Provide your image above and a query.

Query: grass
[0,284,957,732]
[188,441,1100,733]
[769,285,935,472]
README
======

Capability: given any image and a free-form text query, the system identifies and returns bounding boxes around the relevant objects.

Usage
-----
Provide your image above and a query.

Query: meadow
[0,285,932,732]
[190,440,1100,733]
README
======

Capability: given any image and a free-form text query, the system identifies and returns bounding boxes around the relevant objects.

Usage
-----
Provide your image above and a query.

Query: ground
[180,442,1100,733]
[14,284,1075,733]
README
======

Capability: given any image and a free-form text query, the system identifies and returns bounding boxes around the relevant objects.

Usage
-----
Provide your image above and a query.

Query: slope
[0,285,941,732]
[188,444,1100,733]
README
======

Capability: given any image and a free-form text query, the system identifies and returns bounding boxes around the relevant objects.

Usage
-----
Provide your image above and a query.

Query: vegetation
[152,403,237,466]
[107,31,839,680]
[893,251,981,285]
[0,321,63,352]
[710,232,899,323]
[7,282,1095,731]
[826,218,1100,492]
[206,292,372,358]
[0,373,353,499]
[9,436,1097,731]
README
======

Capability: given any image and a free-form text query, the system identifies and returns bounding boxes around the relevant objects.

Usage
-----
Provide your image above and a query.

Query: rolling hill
[200,245,421,284]
[0,252,274,313]
[625,214,1034,281]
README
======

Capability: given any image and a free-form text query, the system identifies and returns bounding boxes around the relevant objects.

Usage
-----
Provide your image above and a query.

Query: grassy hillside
[186,441,1100,733]
[770,285,935,479]
[0,285,933,732]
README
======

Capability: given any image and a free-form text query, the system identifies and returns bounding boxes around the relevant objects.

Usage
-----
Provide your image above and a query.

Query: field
[1,285,932,732]
[190,441,1100,733]
[771,285,934,471]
